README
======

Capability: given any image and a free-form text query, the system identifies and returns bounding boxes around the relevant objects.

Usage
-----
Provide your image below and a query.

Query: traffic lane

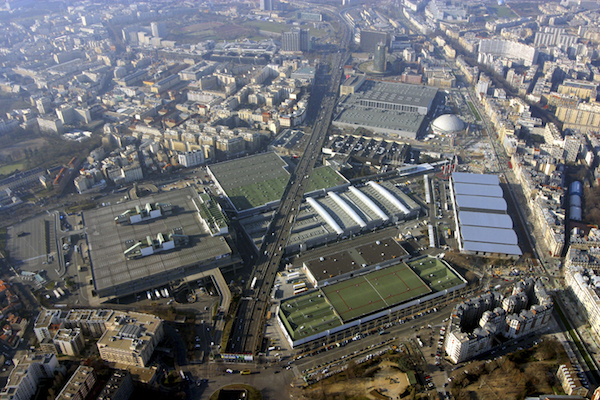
[235,63,342,353]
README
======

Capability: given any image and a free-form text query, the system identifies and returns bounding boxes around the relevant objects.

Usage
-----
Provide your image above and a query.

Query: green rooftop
[407,257,465,292]
[305,166,349,193]
[209,153,290,211]
[278,257,466,343]
[209,153,348,212]
[279,290,342,341]
[196,193,228,235]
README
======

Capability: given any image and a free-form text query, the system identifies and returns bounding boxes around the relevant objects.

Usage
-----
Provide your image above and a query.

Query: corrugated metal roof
[462,241,522,256]
[453,182,503,198]
[461,226,518,245]
[452,172,500,186]
[455,195,507,212]
[458,211,514,229]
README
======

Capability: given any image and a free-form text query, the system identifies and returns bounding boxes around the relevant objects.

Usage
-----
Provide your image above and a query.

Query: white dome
[431,114,465,134]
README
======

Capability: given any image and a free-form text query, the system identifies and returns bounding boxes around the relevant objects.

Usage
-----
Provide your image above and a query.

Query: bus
[292,282,306,290]
[250,277,258,290]
[287,271,300,280]
[293,287,307,295]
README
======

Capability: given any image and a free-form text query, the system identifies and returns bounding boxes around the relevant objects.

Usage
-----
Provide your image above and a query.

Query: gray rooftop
[460,226,518,245]
[458,211,514,229]
[462,241,522,256]
[453,182,503,198]
[455,195,507,212]
[451,172,521,257]
[357,80,437,109]
[334,107,425,134]
[333,80,436,138]
[85,188,232,298]
[208,152,289,193]
[303,238,409,283]
[452,172,500,186]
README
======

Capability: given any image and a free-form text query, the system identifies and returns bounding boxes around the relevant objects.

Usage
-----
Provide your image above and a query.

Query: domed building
[431,114,465,135]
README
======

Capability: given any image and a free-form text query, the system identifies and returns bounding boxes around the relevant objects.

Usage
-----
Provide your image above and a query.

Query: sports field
[279,257,466,343]
[279,290,342,341]
[408,257,465,292]
[321,263,431,322]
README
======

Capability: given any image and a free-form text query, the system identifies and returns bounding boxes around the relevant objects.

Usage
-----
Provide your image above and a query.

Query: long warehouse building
[239,180,421,254]
[449,172,522,258]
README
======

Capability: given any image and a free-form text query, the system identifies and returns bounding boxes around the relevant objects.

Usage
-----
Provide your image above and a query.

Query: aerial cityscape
[0,0,599,399]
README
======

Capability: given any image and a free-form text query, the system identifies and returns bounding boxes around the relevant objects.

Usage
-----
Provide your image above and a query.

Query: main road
[227,31,351,356]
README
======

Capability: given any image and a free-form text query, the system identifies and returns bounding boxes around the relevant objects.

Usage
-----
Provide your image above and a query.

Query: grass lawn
[0,162,26,176]
[487,4,518,19]
[467,101,481,122]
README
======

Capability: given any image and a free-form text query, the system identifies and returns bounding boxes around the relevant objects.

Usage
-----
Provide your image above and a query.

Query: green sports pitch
[321,263,431,322]
[407,257,465,292]
[279,257,466,342]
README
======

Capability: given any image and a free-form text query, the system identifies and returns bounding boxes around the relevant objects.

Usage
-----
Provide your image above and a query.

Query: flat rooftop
[283,259,462,342]
[322,135,408,166]
[357,80,438,109]
[305,166,349,193]
[356,238,409,265]
[458,211,513,229]
[270,128,305,150]
[452,172,500,186]
[453,182,503,198]
[334,106,425,135]
[455,195,507,212]
[208,152,290,212]
[451,172,522,257]
[333,80,436,138]
[460,226,518,245]
[85,188,232,298]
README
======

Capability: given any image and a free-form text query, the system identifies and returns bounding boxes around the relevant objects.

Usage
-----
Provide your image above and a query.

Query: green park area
[486,4,518,19]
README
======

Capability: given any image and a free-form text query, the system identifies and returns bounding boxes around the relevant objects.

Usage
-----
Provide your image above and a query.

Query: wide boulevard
[227,28,351,356]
